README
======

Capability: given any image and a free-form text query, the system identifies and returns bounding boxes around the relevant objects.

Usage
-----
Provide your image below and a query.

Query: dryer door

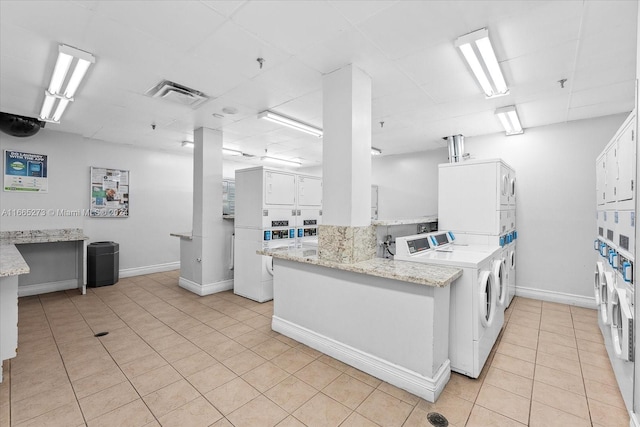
[600,272,614,325]
[493,258,507,307]
[264,256,274,276]
[594,261,604,305]
[479,270,497,328]
[611,288,634,361]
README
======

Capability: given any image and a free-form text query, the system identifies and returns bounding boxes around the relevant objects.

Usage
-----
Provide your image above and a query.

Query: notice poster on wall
[4,150,48,192]
[90,166,129,218]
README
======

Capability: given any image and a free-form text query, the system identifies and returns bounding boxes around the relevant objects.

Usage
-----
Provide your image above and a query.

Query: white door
[265,171,296,206]
[611,288,633,361]
[596,154,606,206]
[493,259,507,307]
[616,119,636,202]
[298,176,322,207]
[605,146,617,204]
[479,270,497,328]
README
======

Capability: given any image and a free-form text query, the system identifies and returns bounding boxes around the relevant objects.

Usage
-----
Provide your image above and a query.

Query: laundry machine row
[396,231,505,378]
[593,110,636,414]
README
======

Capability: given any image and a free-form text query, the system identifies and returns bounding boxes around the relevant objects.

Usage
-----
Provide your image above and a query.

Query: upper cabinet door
[264,171,296,206]
[616,117,636,203]
[298,176,322,207]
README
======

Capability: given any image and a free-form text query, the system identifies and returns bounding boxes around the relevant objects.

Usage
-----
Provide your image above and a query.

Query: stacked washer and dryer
[234,167,322,302]
[594,111,636,414]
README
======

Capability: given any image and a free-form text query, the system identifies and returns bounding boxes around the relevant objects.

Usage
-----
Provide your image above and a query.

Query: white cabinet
[596,154,606,206]
[265,171,296,206]
[298,175,322,207]
[616,116,636,203]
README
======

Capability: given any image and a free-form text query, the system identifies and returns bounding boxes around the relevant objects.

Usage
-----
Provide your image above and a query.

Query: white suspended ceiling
[0,0,637,167]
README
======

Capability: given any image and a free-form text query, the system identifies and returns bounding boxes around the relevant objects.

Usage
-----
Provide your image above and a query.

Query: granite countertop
[372,216,438,226]
[258,246,462,288]
[0,244,30,277]
[223,215,235,220]
[0,228,88,244]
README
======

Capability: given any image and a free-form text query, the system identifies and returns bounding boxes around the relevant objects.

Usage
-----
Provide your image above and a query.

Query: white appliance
[438,158,517,307]
[234,167,322,302]
[395,231,503,378]
[594,110,635,414]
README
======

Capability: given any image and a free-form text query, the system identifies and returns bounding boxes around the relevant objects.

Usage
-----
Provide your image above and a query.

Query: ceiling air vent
[144,80,210,109]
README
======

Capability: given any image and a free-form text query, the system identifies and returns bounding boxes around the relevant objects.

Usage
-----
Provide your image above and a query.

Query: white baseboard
[630,412,639,427]
[18,279,79,297]
[272,316,450,403]
[515,285,597,309]
[119,261,180,278]
[179,277,234,296]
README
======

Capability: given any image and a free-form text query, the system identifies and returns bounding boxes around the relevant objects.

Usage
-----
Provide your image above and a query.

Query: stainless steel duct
[444,134,464,163]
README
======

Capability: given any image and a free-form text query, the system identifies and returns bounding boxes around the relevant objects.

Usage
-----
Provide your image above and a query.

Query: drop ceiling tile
[580,0,638,36]
[328,0,396,25]
[574,24,637,73]
[201,0,247,18]
[571,59,637,92]
[570,80,635,110]
[190,22,291,81]
[251,58,322,101]
[271,91,323,124]
[372,88,437,117]
[220,76,298,112]
[517,95,570,128]
[232,1,352,55]
[94,1,226,52]
[505,40,577,87]
[568,99,635,122]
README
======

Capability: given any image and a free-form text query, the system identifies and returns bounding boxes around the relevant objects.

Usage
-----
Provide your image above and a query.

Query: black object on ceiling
[0,112,45,137]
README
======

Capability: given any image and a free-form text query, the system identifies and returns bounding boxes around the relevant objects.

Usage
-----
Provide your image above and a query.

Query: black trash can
[87,241,119,287]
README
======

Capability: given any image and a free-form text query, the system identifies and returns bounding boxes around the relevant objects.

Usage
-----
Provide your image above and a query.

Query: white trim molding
[18,279,78,297]
[272,316,450,402]
[515,286,597,309]
[119,261,180,278]
[178,277,233,296]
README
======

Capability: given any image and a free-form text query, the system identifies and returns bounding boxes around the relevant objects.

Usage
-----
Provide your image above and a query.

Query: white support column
[179,127,234,295]
[319,64,376,263]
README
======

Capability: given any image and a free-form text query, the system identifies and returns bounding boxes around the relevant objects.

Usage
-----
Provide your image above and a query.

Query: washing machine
[396,231,503,378]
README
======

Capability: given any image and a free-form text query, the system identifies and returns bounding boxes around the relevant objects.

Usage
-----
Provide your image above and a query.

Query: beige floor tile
[501,330,538,350]
[588,397,630,426]
[295,360,343,390]
[220,322,255,339]
[476,383,530,424]
[536,351,582,376]
[206,315,240,330]
[79,380,139,420]
[274,333,301,347]
[277,415,308,427]
[578,349,610,369]
[541,310,574,327]
[242,361,290,392]
[491,353,535,379]
[317,354,350,372]
[581,361,618,388]
[187,362,238,394]
[534,365,585,395]
[339,412,380,427]
[542,301,571,312]
[584,378,626,409]
[532,381,590,419]
[272,347,316,374]
[572,318,601,334]
[403,407,453,427]
[234,330,271,348]
[344,366,382,388]
[442,372,483,402]
[509,314,541,330]
[540,320,575,337]
[538,330,577,349]
[513,303,542,315]
[252,337,293,360]
[243,314,271,329]
[109,341,157,366]
[12,382,77,425]
[205,377,262,415]
[574,327,604,344]
[293,393,351,427]
[172,350,218,377]
[571,306,598,317]
[356,389,413,427]
[264,375,318,413]
[484,366,533,398]
[210,417,235,427]
[296,343,323,358]
[222,349,267,375]
[156,340,201,362]
[143,378,200,418]
[537,340,580,361]
[416,390,473,426]
[86,398,155,427]
[377,382,419,406]
[466,404,526,427]
[10,369,69,402]
[496,340,537,363]
[118,351,168,378]
[207,339,247,361]
[321,373,375,410]
[576,338,608,356]
[529,400,591,427]
[227,395,288,427]
[71,367,127,399]
[190,330,228,353]
[159,396,222,427]
[130,364,182,396]
[14,401,85,427]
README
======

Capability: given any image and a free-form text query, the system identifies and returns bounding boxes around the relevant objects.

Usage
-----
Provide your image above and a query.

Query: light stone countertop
[0,244,30,277]
[372,216,438,226]
[0,228,88,245]
[258,246,462,287]
[170,232,193,240]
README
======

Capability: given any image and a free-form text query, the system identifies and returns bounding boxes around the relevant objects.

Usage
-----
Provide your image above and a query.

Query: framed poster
[4,150,48,192]
[90,167,129,217]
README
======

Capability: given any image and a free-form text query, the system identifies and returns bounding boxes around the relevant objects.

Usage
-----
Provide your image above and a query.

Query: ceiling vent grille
[144,80,209,109]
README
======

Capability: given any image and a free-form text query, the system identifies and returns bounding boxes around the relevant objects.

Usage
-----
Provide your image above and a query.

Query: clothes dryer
[396,232,503,378]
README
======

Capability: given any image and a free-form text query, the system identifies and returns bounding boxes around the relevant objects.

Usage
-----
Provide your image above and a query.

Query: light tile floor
[0,270,631,426]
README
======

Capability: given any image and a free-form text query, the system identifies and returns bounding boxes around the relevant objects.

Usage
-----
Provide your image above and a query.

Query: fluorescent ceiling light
[222,148,243,156]
[455,28,508,98]
[258,110,323,138]
[181,141,194,148]
[495,105,523,135]
[371,147,382,155]
[261,155,302,167]
[40,44,95,123]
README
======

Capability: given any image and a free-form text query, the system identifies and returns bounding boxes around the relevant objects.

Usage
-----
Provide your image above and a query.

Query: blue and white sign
[4,150,48,192]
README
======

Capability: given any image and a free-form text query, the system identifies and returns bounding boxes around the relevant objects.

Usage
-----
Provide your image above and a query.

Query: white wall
[1,129,193,273]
